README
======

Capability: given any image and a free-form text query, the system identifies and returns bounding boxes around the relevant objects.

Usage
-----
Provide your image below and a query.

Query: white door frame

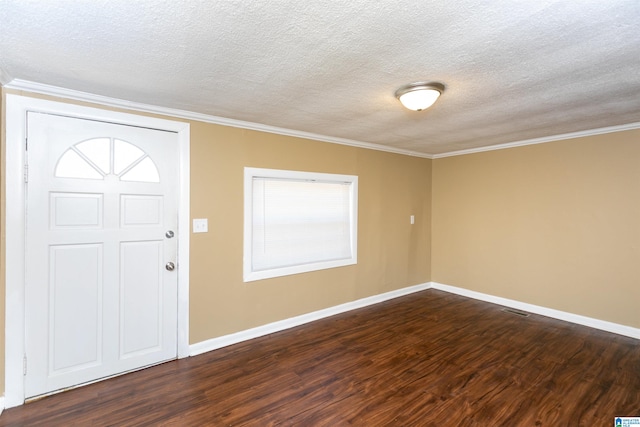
[4,94,191,408]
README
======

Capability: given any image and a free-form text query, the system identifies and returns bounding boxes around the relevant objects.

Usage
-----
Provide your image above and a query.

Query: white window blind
[244,168,358,282]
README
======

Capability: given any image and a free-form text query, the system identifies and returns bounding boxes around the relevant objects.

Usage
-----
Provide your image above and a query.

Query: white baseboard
[190,282,431,356]
[431,282,640,339]
[190,280,638,357]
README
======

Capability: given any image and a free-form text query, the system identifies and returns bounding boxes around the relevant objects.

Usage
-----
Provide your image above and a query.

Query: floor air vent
[501,308,530,317]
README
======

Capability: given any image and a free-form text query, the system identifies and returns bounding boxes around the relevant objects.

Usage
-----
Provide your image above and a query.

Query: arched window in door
[55,138,160,183]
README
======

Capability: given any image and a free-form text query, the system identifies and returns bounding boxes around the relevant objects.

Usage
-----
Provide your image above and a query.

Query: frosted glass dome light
[395,82,445,111]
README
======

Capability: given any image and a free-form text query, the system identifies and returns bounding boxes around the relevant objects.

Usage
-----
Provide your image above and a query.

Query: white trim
[190,283,431,356]
[190,280,639,358]
[5,95,29,409]
[176,118,191,359]
[0,397,4,415]
[4,79,432,159]
[4,94,191,408]
[431,122,640,158]
[431,282,640,339]
[6,79,640,160]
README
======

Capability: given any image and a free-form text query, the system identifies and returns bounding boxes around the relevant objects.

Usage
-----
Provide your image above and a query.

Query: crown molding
[6,79,638,160]
[3,79,433,159]
[432,122,640,158]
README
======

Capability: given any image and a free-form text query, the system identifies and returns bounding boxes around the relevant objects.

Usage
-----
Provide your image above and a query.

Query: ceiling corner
[0,67,13,86]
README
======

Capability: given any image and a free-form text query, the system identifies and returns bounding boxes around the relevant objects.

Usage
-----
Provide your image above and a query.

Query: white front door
[24,112,180,398]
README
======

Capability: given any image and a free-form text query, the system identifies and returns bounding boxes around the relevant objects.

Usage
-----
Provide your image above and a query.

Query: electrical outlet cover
[193,218,208,233]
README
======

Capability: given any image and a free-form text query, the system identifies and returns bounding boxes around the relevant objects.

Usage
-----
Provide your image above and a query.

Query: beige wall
[432,129,640,328]
[189,123,432,342]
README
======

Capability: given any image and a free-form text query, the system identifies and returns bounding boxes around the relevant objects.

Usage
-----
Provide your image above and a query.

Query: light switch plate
[193,218,208,233]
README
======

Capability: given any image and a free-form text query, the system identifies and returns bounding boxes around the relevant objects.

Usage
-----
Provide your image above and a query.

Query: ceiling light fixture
[395,82,445,111]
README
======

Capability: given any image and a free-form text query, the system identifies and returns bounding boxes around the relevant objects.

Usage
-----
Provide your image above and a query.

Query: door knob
[165,262,175,271]
[165,230,175,238]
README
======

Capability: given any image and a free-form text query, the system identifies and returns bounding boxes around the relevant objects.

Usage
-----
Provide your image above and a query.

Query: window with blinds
[244,167,358,282]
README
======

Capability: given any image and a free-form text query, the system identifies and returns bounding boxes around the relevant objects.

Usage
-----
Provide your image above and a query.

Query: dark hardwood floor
[2,289,639,426]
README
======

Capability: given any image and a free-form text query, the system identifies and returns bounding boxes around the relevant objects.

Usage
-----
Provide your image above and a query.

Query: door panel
[25,112,179,398]
[50,244,103,373]
[50,193,104,228]
[121,195,163,226]
[120,241,163,358]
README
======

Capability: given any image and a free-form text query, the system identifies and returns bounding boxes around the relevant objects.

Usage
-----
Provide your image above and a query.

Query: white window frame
[244,167,358,282]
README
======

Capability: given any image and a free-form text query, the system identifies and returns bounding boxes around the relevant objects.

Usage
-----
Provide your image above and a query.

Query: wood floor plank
[1,289,639,426]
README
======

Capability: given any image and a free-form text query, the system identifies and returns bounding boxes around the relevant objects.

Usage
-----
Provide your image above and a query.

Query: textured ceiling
[1,0,639,156]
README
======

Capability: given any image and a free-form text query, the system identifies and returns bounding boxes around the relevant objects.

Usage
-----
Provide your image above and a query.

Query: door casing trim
[4,94,191,408]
